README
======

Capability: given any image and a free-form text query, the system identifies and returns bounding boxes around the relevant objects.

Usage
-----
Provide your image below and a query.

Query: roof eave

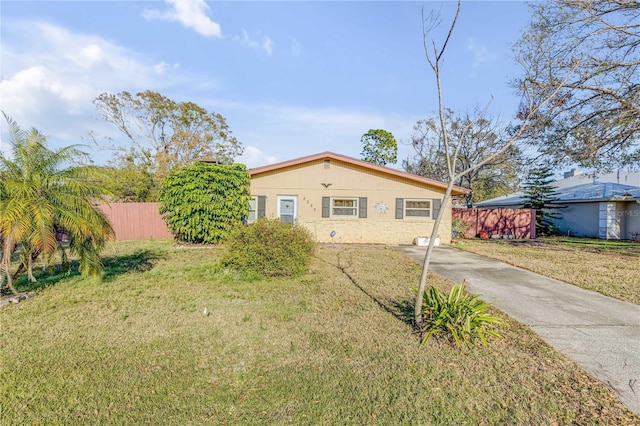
[248,151,470,195]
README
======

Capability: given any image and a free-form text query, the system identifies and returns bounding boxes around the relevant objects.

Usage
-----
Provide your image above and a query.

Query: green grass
[455,236,640,305]
[1,240,638,424]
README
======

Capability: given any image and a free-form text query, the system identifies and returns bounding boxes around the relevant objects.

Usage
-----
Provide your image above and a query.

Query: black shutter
[395,198,404,219]
[432,198,441,219]
[257,196,266,219]
[358,197,367,218]
[322,197,330,218]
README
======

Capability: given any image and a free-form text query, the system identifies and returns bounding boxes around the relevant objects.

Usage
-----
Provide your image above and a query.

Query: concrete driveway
[398,245,640,415]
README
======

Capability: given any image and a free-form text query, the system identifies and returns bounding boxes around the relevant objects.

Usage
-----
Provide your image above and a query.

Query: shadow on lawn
[318,250,419,331]
[9,249,163,294]
[101,249,163,282]
[392,299,418,326]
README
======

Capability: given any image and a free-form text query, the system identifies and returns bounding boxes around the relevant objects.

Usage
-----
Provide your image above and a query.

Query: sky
[0,0,533,169]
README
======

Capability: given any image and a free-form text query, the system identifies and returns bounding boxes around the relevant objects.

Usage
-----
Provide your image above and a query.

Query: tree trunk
[12,263,26,284]
[1,240,19,296]
[4,273,19,296]
[414,182,454,327]
[26,252,36,282]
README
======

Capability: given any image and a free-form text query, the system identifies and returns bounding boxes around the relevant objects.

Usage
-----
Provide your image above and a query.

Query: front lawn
[455,237,640,305]
[1,240,637,424]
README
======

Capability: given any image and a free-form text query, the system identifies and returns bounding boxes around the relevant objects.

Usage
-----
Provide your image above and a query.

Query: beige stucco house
[247,152,469,245]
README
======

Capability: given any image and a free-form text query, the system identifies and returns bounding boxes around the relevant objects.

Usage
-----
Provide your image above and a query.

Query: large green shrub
[221,219,315,277]
[419,281,505,348]
[158,162,250,244]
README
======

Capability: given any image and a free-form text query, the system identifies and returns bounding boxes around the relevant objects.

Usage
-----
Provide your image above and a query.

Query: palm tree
[0,115,114,296]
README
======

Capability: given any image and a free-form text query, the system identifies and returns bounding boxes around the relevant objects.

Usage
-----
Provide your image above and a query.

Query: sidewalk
[398,245,640,415]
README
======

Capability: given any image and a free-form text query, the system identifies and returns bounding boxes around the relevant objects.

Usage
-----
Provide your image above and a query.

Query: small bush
[419,281,506,348]
[221,219,315,277]
[451,218,470,239]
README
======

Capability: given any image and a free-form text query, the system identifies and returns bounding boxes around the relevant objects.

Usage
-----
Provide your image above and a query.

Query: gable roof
[477,182,640,207]
[248,151,470,195]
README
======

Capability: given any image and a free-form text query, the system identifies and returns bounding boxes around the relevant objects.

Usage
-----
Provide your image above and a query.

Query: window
[322,197,367,218]
[396,198,440,219]
[332,198,358,217]
[247,196,258,223]
[247,195,266,223]
[277,196,297,224]
[404,199,431,218]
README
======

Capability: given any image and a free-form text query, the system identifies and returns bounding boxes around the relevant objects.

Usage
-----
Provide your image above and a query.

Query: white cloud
[232,29,274,56]
[0,20,183,159]
[465,37,497,69]
[0,20,412,168]
[233,29,257,49]
[76,44,104,68]
[263,37,274,56]
[153,61,181,75]
[239,146,278,168]
[143,0,221,38]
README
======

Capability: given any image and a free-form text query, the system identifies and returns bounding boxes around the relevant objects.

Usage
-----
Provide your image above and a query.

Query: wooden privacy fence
[97,203,173,240]
[453,208,536,239]
[97,203,535,241]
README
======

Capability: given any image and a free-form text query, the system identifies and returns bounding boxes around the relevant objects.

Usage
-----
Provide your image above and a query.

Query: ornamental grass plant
[419,281,506,348]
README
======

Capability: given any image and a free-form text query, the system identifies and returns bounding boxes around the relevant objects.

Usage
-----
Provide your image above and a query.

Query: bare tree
[404,109,524,204]
[513,0,640,169]
[92,91,243,181]
[413,2,576,327]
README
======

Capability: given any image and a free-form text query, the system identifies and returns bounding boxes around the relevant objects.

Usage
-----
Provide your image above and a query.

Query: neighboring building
[561,169,640,187]
[247,152,469,244]
[477,181,640,240]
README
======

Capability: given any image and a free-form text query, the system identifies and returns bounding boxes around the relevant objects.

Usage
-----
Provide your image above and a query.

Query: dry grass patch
[455,237,640,305]
[1,241,638,424]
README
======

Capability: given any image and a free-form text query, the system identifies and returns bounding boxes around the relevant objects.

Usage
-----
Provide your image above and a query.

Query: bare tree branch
[412,1,578,326]
[513,0,640,168]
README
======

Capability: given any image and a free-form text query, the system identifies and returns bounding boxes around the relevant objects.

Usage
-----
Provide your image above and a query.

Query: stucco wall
[553,203,600,238]
[624,202,640,239]
[297,218,448,245]
[250,159,450,245]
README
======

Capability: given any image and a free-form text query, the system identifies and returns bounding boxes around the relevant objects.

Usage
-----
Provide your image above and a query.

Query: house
[477,181,640,240]
[247,152,469,244]
[561,168,640,187]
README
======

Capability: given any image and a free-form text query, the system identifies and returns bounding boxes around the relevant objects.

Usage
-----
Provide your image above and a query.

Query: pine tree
[521,166,562,235]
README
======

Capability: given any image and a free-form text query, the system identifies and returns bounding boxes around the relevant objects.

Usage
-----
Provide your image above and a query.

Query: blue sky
[1,1,532,168]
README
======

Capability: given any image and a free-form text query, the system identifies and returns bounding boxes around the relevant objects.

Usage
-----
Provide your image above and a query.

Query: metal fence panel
[453,208,536,239]
[97,202,173,240]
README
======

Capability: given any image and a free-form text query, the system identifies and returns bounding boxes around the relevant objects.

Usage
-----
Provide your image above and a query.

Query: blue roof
[477,182,640,207]
[555,182,640,202]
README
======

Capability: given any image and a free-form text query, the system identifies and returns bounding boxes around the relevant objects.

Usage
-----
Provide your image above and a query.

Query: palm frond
[1,115,114,284]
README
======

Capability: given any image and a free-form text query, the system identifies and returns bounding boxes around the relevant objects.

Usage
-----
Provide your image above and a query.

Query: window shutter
[322,197,330,218]
[358,197,367,218]
[395,198,404,219]
[432,198,441,219]
[257,196,266,219]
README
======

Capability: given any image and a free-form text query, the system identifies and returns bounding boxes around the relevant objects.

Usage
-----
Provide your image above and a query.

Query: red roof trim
[248,151,470,195]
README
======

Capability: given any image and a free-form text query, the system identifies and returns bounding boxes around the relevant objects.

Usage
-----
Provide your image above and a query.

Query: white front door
[277,196,297,224]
